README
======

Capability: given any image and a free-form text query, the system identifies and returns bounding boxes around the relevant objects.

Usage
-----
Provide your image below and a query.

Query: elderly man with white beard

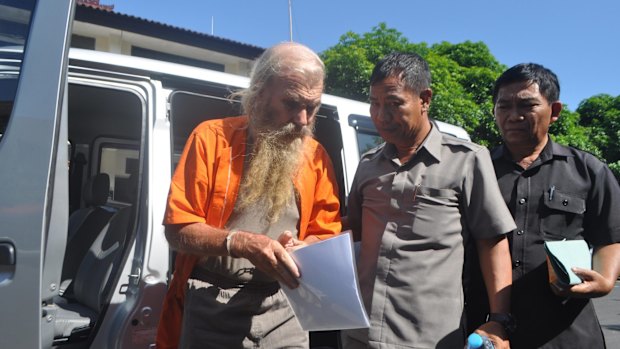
[155,42,342,349]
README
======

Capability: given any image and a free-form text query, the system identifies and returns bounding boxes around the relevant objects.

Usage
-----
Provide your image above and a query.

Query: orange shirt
[156,116,342,349]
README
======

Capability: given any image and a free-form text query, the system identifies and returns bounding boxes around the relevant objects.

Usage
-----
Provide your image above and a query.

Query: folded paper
[280,231,370,331]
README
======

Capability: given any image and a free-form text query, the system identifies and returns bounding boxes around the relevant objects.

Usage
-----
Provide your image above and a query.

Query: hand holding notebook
[544,239,592,287]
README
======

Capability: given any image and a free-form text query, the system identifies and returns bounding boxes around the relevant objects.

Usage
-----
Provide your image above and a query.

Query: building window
[71,34,95,50]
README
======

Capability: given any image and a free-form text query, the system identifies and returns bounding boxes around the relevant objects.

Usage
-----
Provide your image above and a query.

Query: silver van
[0,1,469,348]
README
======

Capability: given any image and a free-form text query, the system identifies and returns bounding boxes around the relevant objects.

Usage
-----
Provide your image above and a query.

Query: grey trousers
[179,278,309,349]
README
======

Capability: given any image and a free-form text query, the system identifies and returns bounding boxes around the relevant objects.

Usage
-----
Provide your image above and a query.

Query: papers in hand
[280,232,370,331]
[544,239,592,287]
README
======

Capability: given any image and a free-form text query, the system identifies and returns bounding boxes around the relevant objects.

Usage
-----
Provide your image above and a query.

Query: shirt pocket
[539,189,585,240]
[407,185,460,243]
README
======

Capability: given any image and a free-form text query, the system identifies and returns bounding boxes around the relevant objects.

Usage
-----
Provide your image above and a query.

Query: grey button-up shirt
[347,125,515,348]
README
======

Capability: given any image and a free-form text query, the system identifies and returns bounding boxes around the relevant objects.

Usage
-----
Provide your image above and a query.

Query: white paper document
[280,232,370,331]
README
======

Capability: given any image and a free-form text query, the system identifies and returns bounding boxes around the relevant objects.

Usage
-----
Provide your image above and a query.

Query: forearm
[166,222,302,288]
[164,222,229,257]
[477,236,512,313]
[592,243,620,292]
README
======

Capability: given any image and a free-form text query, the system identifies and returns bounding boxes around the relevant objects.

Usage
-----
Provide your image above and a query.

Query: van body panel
[0,0,75,348]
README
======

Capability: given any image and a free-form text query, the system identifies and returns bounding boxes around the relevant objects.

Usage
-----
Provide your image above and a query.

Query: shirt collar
[423,123,443,162]
[381,122,442,164]
[491,137,574,164]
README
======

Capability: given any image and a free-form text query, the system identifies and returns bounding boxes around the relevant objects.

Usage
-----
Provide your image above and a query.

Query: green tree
[320,23,616,177]
[424,48,503,146]
[321,24,504,146]
[576,94,620,178]
[321,23,427,101]
[550,108,601,157]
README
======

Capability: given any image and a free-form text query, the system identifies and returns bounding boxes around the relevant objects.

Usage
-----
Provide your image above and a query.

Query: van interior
[51,82,143,347]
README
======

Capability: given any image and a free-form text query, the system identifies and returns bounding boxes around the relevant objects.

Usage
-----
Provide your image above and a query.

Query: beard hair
[236,112,315,223]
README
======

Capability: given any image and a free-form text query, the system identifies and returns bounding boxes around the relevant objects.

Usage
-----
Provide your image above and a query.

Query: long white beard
[236,121,313,223]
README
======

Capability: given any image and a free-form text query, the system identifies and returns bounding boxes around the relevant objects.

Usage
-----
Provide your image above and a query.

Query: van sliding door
[0,0,74,348]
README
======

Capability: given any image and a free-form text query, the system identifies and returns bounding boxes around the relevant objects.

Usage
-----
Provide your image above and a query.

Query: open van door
[0,0,75,347]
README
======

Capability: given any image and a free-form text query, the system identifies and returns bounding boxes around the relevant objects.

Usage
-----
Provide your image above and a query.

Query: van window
[0,0,36,141]
[356,131,385,157]
[68,83,144,214]
[169,90,241,167]
[348,114,384,157]
[312,106,345,211]
[98,144,139,203]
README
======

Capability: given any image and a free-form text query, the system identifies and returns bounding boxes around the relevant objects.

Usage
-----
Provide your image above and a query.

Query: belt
[190,267,281,294]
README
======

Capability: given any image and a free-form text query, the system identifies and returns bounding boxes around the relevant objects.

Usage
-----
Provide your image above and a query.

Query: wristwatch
[486,312,517,334]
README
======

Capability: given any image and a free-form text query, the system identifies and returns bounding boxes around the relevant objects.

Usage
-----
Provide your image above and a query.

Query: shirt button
[518,198,527,205]
[562,199,569,206]
[514,260,521,267]
[516,230,524,235]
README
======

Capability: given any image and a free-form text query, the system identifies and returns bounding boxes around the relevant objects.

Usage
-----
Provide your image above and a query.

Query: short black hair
[493,63,560,104]
[370,52,431,93]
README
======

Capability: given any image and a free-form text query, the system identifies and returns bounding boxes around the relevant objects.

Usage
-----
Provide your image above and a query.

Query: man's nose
[506,108,524,122]
[292,108,308,127]
[374,106,391,124]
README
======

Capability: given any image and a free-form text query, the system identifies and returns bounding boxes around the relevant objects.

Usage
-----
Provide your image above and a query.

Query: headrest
[83,173,110,207]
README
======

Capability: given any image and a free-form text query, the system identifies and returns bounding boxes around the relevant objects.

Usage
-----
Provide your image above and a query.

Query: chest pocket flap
[543,190,585,214]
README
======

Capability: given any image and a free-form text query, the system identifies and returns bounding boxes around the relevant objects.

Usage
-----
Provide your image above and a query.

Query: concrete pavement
[593,281,620,348]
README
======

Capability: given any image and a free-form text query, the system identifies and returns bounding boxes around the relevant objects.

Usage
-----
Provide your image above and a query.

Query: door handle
[0,243,15,266]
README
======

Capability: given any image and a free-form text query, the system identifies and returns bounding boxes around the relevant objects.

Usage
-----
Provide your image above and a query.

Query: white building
[73,1,264,76]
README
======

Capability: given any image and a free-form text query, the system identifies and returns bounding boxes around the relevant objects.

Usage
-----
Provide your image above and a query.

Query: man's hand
[278,230,308,252]
[551,243,620,299]
[550,267,615,299]
[475,321,510,349]
[229,230,300,289]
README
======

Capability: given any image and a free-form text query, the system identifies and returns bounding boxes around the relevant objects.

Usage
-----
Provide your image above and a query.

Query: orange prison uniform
[155,116,342,349]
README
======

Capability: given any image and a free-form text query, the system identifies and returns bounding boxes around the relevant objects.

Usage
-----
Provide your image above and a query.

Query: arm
[166,223,301,289]
[475,235,513,349]
[553,243,620,298]
[552,164,620,298]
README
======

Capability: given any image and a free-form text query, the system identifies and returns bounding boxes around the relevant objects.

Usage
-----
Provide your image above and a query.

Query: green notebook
[544,240,592,287]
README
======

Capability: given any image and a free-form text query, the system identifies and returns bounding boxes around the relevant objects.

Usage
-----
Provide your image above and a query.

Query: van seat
[60,173,115,293]
[52,297,98,339]
[54,174,132,342]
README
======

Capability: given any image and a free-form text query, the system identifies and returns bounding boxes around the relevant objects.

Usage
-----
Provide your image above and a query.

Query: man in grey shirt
[341,52,516,349]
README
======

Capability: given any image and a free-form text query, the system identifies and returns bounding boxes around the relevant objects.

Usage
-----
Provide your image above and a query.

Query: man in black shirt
[467,63,620,348]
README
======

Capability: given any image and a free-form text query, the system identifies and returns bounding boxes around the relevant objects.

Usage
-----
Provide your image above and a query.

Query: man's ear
[550,101,563,124]
[420,89,433,111]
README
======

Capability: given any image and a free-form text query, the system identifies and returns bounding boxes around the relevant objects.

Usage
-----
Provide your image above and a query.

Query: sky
[111,0,620,111]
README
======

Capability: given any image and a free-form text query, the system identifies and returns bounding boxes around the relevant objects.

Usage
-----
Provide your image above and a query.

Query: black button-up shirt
[467,139,620,348]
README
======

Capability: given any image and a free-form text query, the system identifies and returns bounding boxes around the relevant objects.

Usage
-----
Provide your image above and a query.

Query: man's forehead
[274,76,322,98]
[370,79,413,98]
[497,81,541,100]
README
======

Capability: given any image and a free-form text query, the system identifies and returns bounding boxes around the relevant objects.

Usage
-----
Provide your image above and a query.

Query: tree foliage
[320,23,505,146]
[321,23,427,101]
[576,94,620,178]
[321,23,620,180]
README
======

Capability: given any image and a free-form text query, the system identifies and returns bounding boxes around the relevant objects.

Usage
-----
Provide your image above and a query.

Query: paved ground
[593,280,620,348]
